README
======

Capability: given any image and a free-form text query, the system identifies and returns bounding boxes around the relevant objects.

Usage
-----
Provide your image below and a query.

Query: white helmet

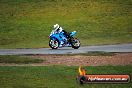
[53,24,59,31]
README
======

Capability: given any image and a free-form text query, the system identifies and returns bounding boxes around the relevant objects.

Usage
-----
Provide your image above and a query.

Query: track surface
[0,44,132,55]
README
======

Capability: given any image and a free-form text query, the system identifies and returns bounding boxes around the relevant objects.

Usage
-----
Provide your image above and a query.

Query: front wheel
[49,39,59,49]
[70,38,80,49]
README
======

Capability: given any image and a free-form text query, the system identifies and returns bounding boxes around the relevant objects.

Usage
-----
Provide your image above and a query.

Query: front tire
[70,38,80,49]
[49,39,59,49]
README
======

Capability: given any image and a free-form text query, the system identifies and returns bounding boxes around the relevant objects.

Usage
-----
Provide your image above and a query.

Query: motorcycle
[49,30,80,49]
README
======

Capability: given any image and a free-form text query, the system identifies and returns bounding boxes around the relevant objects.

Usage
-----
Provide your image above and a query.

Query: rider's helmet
[53,24,60,32]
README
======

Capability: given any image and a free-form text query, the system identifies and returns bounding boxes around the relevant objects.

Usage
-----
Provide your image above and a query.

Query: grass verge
[0,66,131,88]
[0,55,43,64]
[44,51,115,56]
[74,51,115,56]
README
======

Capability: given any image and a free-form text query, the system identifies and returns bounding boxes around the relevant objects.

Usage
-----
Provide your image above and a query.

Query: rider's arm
[58,27,63,33]
[62,30,67,34]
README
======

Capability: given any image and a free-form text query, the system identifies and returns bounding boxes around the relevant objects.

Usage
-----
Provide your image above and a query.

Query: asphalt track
[0,43,132,55]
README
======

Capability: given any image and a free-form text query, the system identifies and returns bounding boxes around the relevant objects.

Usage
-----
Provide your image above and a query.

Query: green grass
[0,66,131,88]
[49,51,115,56]
[0,55,43,64]
[0,0,132,48]
[74,51,115,56]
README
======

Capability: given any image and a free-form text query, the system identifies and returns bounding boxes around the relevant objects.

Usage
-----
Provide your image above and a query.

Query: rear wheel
[70,38,80,49]
[49,39,59,49]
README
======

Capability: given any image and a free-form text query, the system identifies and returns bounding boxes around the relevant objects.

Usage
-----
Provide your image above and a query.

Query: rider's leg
[62,30,70,38]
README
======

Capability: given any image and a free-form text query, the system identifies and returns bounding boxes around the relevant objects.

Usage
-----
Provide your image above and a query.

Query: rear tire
[49,39,59,49]
[70,38,80,49]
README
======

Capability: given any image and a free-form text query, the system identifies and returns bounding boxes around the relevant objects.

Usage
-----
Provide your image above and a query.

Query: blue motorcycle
[49,30,80,49]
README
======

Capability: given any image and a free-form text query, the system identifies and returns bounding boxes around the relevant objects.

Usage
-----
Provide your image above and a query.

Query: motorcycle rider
[53,24,70,46]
